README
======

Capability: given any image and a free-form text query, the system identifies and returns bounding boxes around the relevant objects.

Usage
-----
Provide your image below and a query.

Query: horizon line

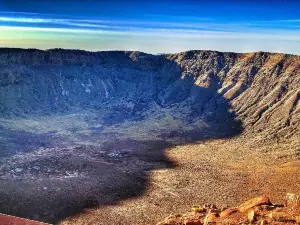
[0,46,298,57]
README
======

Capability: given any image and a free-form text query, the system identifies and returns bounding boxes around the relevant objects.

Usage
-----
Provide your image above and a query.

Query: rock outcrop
[157,193,300,225]
[167,51,300,142]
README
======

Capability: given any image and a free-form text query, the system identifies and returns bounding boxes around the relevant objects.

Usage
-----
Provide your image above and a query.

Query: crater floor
[60,138,300,225]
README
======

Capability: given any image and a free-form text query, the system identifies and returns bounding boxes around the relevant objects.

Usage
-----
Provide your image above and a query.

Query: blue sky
[1,0,300,54]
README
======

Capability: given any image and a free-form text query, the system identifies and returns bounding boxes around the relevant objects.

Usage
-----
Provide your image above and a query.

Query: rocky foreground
[157,193,300,225]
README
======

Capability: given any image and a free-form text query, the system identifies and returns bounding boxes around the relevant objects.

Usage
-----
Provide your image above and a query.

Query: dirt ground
[59,137,300,225]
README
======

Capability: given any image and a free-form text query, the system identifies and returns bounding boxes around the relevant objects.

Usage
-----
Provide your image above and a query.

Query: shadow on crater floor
[0,51,243,224]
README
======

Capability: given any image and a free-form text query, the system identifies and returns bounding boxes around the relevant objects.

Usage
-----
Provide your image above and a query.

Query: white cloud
[0,17,51,23]
[1,13,300,55]
[1,13,300,34]
[0,25,123,34]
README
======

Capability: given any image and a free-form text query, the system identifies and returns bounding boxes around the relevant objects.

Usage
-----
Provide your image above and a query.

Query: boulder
[203,213,218,225]
[239,195,271,212]
[268,211,297,222]
[183,218,202,225]
[220,207,239,217]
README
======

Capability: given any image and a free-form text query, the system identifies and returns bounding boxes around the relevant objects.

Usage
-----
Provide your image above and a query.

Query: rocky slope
[167,51,300,142]
[0,48,299,141]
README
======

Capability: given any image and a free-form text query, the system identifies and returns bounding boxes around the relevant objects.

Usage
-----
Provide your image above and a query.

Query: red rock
[296,216,300,224]
[203,213,218,225]
[268,212,297,222]
[239,195,271,212]
[183,218,202,225]
[220,207,239,217]
[260,220,267,225]
[156,194,300,225]
[157,214,183,225]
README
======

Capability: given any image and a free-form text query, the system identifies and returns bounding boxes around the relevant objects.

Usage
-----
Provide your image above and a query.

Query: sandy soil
[59,137,300,225]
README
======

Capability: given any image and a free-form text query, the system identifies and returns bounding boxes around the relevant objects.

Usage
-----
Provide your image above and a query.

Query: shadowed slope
[0,48,242,224]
